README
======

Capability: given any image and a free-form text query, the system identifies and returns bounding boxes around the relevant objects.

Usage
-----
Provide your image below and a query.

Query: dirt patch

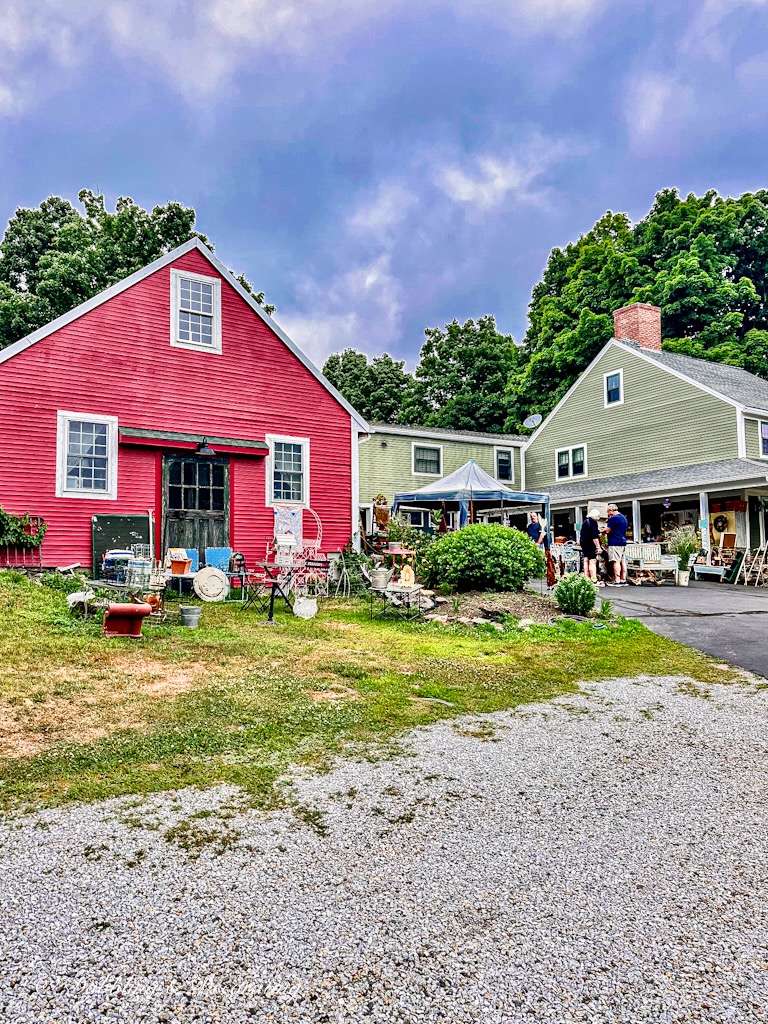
[440,591,557,624]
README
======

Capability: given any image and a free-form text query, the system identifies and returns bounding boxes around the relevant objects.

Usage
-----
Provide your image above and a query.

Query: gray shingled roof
[622,340,768,411]
[545,458,768,504]
[370,423,525,443]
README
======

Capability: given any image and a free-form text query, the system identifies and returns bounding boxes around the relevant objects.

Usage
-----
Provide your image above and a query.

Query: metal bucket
[179,605,202,628]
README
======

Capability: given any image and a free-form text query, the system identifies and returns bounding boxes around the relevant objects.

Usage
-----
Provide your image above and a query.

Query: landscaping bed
[429,589,558,625]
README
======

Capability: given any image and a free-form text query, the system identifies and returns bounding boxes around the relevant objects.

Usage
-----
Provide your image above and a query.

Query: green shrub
[39,571,89,594]
[554,574,597,616]
[421,525,544,592]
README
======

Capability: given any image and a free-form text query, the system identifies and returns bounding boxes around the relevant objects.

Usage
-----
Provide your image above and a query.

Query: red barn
[0,239,367,569]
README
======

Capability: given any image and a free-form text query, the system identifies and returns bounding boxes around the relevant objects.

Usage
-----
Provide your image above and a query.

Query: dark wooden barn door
[162,454,230,564]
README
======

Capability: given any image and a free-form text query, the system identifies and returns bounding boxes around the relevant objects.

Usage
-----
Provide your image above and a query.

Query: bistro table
[242,562,298,622]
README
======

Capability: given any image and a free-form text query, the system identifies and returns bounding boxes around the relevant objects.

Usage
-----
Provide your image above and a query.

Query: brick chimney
[613,302,661,351]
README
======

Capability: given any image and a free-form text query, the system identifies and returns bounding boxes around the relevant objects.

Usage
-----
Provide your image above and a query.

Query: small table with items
[370,583,424,621]
[242,562,299,622]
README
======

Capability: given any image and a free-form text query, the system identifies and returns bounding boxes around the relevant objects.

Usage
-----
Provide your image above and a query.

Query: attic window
[604,369,623,407]
[171,270,222,354]
[556,445,586,479]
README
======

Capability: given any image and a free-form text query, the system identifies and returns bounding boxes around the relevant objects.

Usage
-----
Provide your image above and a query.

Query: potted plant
[666,526,700,586]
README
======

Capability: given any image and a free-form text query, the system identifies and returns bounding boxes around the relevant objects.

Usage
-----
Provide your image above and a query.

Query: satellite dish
[523,413,543,429]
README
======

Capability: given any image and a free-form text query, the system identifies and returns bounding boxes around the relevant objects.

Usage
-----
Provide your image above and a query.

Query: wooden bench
[625,543,679,584]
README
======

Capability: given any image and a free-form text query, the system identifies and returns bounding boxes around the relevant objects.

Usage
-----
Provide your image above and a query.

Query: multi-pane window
[167,459,226,511]
[273,442,305,503]
[57,412,117,498]
[179,278,214,346]
[66,420,108,491]
[172,271,221,352]
[495,448,513,482]
[605,370,623,405]
[413,444,441,475]
[556,445,586,479]
[761,422,768,456]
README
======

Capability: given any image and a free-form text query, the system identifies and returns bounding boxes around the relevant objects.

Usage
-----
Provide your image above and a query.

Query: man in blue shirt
[605,503,628,586]
[526,511,550,550]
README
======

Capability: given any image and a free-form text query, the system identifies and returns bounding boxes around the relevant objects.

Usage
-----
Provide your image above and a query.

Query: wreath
[713,514,729,534]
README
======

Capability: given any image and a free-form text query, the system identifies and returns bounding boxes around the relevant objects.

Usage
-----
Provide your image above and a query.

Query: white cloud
[436,138,570,211]
[275,133,579,363]
[0,0,606,115]
[680,0,768,61]
[623,72,695,154]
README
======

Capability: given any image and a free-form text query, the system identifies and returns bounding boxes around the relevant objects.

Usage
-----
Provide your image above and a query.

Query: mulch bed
[437,590,558,624]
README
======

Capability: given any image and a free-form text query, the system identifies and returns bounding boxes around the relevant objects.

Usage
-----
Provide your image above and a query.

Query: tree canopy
[506,188,768,429]
[400,316,518,433]
[322,349,411,423]
[323,316,518,433]
[0,190,273,351]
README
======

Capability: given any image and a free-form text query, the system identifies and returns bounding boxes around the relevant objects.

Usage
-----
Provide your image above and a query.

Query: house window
[761,422,768,457]
[413,443,442,476]
[56,412,118,499]
[604,369,623,406]
[171,269,222,353]
[267,436,310,506]
[556,445,587,480]
[495,448,513,482]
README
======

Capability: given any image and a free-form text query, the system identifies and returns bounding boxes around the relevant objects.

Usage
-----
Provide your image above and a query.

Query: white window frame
[759,420,768,460]
[412,442,443,477]
[56,411,118,500]
[604,368,624,408]
[555,444,588,480]
[170,269,222,354]
[494,446,514,484]
[265,434,310,508]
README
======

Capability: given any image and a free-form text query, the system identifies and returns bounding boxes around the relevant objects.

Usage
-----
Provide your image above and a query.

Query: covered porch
[545,458,768,575]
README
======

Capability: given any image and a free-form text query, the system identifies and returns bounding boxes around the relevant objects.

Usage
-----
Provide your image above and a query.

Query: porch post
[574,505,583,528]
[631,499,641,543]
[699,491,711,561]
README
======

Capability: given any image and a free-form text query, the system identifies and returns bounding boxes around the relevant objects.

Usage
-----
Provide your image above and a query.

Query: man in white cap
[580,509,603,586]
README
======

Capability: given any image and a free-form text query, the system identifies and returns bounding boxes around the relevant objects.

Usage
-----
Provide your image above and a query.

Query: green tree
[322,348,412,422]
[0,190,273,349]
[507,189,768,430]
[401,315,518,433]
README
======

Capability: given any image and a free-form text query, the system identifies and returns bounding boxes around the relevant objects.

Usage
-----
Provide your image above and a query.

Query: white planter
[677,570,690,587]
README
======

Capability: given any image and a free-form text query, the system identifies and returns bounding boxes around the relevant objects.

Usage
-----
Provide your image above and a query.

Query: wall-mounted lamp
[196,437,216,456]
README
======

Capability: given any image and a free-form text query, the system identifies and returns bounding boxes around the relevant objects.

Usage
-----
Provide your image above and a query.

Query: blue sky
[2,1,768,368]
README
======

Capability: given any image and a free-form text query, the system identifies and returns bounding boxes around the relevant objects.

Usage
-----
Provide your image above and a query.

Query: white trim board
[0,237,369,432]
[264,434,311,509]
[372,424,524,446]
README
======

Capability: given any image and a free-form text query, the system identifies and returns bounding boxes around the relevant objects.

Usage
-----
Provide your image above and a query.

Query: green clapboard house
[523,302,768,552]
[359,424,525,532]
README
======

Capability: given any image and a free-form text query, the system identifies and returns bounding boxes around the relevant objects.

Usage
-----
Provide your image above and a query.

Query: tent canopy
[393,459,549,507]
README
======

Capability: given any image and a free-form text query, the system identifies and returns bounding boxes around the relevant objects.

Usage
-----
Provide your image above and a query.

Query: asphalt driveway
[610,581,768,677]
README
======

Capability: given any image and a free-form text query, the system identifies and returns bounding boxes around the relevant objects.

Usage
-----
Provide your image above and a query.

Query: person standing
[526,511,550,550]
[605,503,628,586]
[580,509,603,586]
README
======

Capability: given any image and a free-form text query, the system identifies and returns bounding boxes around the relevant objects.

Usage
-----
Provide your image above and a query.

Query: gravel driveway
[2,675,767,1023]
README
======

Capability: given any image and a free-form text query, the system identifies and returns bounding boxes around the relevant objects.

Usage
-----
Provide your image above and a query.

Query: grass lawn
[0,571,736,812]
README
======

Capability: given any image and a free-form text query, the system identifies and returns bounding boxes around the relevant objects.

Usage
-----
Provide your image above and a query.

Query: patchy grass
[0,571,739,812]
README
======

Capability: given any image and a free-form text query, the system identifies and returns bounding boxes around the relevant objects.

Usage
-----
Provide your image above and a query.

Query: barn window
[171,269,222,353]
[267,436,310,506]
[412,443,442,476]
[56,411,118,499]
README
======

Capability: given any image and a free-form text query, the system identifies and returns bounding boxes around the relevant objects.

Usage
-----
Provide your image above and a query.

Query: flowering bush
[421,524,544,592]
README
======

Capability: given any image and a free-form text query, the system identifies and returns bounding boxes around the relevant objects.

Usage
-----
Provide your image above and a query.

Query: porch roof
[545,458,768,506]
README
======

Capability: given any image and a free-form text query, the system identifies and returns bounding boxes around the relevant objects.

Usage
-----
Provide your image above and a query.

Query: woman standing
[580,509,603,586]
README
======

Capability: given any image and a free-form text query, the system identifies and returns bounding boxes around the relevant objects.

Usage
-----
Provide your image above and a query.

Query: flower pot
[171,558,192,576]
[677,570,690,587]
